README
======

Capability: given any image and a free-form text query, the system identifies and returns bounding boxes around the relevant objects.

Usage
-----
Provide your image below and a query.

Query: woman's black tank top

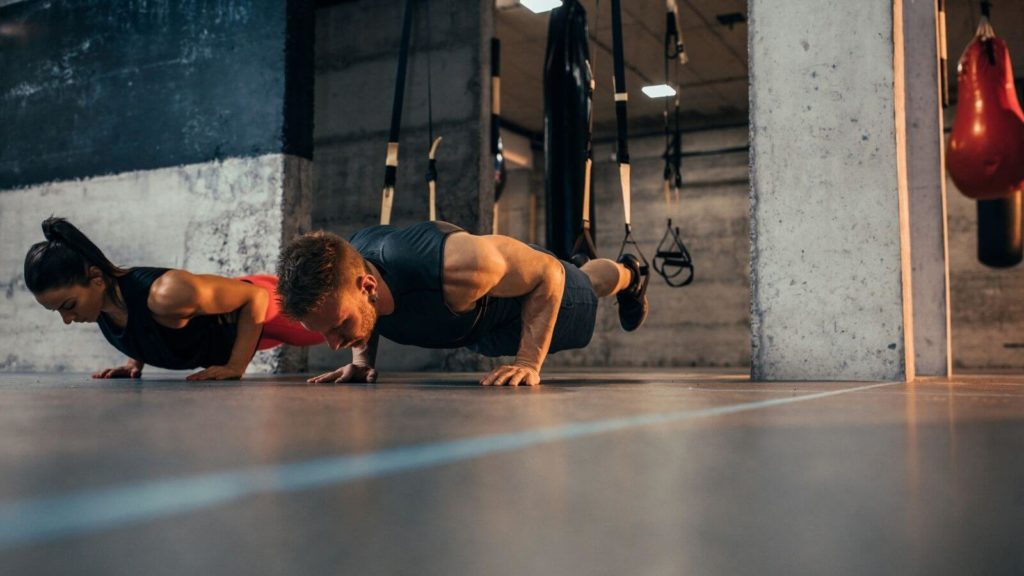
[96,268,239,369]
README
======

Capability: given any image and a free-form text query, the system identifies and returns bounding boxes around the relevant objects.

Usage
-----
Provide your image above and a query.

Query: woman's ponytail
[24,217,126,294]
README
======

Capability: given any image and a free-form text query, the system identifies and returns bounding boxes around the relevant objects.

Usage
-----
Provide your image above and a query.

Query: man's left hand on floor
[480,363,541,386]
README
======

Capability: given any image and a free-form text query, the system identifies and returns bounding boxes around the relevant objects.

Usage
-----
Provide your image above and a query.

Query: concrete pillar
[0,0,314,373]
[904,0,952,377]
[749,0,915,381]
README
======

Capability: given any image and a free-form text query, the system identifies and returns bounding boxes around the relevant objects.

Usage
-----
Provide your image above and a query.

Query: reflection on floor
[0,370,1021,575]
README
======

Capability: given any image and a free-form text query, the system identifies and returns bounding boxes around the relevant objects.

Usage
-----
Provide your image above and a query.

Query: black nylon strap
[492,37,506,203]
[383,0,415,190]
[611,0,629,165]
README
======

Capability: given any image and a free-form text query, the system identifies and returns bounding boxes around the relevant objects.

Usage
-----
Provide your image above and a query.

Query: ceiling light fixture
[641,84,677,98]
[520,0,562,14]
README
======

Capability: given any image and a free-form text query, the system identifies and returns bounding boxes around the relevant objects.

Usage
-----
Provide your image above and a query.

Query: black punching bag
[544,0,594,260]
[977,193,1023,268]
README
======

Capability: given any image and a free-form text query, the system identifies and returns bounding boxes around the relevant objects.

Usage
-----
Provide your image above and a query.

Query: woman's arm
[148,270,270,380]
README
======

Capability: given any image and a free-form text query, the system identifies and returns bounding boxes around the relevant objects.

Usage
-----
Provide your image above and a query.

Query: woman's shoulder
[146,269,201,316]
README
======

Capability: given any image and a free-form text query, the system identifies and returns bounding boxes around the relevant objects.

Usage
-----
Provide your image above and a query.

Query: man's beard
[357,296,377,344]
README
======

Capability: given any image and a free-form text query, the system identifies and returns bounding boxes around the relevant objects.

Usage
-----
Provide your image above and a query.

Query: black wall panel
[0,0,313,190]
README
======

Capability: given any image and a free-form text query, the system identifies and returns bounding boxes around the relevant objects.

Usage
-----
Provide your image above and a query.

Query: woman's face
[33,269,109,324]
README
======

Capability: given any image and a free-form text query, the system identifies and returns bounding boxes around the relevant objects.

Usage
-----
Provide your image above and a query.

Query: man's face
[301,287,377,350]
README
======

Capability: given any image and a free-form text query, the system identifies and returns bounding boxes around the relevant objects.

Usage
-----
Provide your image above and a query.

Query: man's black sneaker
[616,253,649,331]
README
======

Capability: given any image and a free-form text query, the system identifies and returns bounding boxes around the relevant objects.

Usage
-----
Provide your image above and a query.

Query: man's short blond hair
[276,231,369,319]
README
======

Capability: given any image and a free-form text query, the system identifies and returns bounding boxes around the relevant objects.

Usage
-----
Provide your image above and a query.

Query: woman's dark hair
[24,217,127,295]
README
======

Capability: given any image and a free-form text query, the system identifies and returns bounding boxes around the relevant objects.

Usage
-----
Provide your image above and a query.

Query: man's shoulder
[351,221,465,254]
[363,221,469,290]
[348,225,395,254]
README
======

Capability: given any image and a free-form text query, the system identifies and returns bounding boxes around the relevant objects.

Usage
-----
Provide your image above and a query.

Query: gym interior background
[2,0,1024,574]
[2,0,1023,374]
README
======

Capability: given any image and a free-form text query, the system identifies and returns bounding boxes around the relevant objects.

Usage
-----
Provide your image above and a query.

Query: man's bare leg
[581,258,631,297]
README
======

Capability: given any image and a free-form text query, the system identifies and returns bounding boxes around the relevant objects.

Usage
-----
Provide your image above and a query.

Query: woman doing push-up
[24,217,324,380]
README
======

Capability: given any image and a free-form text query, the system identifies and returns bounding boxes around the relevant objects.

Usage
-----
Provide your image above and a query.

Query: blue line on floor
[0,381,896,548]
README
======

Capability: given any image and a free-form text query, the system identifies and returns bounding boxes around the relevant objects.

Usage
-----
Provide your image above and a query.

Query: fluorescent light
[642,84,677,98]
[521,0,562,14]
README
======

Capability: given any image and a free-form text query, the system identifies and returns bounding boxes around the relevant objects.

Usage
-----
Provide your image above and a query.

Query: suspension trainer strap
[492,37,506,233]
[937,0,948,107]
[611,0,647,269]
[662,0,683,205]
[672,94,683,196]
[653,4,693,288]
[381,0,415,225]
[666,0,688,64]
[570,0,599,264]
[611,0,631,231]
[424,0,441,222]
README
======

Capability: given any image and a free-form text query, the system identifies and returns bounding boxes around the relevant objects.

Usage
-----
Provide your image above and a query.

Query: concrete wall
[0,0,314,374]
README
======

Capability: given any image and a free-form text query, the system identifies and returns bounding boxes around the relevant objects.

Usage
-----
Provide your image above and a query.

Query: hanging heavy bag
[946,18,1024,200]
[544,0,594,261]
[946,11,1024,267]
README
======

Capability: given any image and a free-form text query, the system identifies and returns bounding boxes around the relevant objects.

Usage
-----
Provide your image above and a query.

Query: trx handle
[653,219,694,287]
[380,0,415,225]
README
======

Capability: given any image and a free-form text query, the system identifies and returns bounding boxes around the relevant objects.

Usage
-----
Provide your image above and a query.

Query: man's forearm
[514,263,565,371]
[352,332,380,366]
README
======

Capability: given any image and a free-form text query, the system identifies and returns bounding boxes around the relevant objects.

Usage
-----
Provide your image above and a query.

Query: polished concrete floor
[0,370,1022,575]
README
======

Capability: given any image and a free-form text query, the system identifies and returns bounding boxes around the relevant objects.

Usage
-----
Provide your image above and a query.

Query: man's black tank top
[96,268,239,369]
[349,221,520,349]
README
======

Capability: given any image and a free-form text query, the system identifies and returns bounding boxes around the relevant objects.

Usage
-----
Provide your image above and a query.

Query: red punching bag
[946,18,1024,200]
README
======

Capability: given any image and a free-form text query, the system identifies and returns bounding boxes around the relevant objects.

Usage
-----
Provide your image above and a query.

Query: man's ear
[360,273,378,297]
